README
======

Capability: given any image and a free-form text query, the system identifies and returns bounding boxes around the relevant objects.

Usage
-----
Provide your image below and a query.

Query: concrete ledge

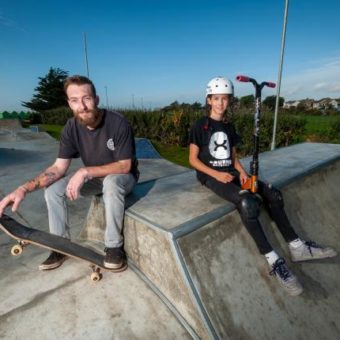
[80,143,340,339]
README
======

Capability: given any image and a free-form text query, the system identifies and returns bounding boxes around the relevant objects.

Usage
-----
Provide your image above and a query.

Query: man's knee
[44,180,65,200]
[102,174,128,196]
[103,174,124,187]
[237,194,261,220]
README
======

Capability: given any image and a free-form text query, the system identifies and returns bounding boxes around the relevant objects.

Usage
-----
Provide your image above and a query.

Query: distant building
[284,98,340,111]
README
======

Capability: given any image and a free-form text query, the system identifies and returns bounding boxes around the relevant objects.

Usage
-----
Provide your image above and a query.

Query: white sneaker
[290,241,337,262]
[270,258,303,296]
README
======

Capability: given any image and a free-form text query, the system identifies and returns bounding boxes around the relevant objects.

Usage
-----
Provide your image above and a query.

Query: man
[0,75,139,271]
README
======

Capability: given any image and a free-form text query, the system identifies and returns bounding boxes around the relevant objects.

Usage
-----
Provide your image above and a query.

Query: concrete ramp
[177,157,340,339]
[80,142,340,339]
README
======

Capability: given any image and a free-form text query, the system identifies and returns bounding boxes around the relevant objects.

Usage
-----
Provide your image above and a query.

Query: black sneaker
[38,251,67,271]
[270,258,303,296]
[104,246,125,269]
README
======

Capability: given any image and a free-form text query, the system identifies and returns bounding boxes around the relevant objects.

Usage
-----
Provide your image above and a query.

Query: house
[284,98,340,111]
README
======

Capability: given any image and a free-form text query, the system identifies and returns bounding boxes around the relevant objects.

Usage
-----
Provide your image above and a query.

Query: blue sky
[1,0,340,111]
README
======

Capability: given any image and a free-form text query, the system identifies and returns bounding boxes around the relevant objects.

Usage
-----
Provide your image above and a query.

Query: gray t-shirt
[59,110,139,179]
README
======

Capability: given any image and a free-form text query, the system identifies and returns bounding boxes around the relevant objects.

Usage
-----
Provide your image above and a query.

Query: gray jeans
[44,173,136,248]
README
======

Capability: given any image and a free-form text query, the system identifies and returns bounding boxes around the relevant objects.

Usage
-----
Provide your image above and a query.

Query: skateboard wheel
[11,244,23,256]
[90,271,102,282]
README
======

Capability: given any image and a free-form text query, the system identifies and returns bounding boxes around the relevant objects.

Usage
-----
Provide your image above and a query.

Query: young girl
[189,76,337,296]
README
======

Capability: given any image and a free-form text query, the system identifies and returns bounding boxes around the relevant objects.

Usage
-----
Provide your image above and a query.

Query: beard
[75,109,102,128]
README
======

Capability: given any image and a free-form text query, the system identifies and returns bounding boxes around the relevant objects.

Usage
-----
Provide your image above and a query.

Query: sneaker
[104,247,125,269]
[38,251,67,271]
[290,241,337,262]
[270,258,303,296]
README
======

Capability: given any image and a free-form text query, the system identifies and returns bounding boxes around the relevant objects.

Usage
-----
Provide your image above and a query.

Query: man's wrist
[82,167,92,182]
[18,185,28,193]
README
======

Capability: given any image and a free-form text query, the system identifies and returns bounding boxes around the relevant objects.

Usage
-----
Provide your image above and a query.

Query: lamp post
[271,0,289,150]
[105,86,109,108]
[83,32,90,78]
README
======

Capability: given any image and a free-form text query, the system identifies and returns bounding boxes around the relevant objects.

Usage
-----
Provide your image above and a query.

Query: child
[188,76,337,296]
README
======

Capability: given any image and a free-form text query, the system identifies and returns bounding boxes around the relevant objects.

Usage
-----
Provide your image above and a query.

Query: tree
[263,95,284,111]
[22,67,69,112]
[239,94,255,108]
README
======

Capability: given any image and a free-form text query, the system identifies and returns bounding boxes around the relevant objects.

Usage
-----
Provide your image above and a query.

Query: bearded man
[0,75,139,271]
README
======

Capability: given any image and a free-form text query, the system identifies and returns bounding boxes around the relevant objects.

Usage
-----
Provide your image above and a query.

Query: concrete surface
[1,123,340,340]
[79,142,340,339]
[0,126,190,339]
[122,143,340,339]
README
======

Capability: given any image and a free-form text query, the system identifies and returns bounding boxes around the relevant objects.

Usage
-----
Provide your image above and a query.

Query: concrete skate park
[1,119,340,339]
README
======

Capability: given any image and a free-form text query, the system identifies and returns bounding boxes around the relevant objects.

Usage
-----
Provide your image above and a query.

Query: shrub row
[123,108,307,156]
[35,106,311,157]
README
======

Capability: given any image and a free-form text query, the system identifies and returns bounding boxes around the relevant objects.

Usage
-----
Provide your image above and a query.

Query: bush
[123,109,201,146]
[329,120,340,142]
[41,106,73,125]
[35,106,314,156]
[28,112,43,124]
[231,110,306,156]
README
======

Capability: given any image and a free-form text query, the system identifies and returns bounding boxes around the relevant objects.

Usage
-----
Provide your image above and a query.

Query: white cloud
[281,56,340,100]
[0,12,26,32]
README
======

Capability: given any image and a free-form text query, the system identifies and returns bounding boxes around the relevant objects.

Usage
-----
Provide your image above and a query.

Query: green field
[152,141,190,168]
[304,115,338,133]
[41,124,62,140]
[302,115,340,142]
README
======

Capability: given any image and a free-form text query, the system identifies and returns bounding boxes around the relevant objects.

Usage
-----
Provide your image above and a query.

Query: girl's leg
[257,181,298,243]
[205,177,303,296]
[205,177,273,255]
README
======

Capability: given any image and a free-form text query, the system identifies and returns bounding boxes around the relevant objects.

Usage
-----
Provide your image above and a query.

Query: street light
[105,86,109,108]
[83,32,90,78]
[271,0,289,150]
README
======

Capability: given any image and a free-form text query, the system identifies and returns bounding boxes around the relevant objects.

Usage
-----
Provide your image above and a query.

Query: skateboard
[0,214,127,281]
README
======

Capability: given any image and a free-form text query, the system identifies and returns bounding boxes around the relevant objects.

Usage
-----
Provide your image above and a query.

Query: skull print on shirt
[208,131,232,167]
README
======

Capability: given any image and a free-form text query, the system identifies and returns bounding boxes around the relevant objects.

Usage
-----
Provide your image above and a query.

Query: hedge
[36,106,308,156]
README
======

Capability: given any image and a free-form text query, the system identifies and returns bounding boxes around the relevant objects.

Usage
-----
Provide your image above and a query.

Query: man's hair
[64,75,97,97]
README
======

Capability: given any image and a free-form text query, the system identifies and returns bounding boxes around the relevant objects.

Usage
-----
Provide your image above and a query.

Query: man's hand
[0,187,27,217]
[66,168,89,201]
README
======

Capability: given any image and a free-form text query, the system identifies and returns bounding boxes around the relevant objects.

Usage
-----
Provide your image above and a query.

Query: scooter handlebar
[264,81,276,88]
[236,75,250,82]
[236,75,276,88]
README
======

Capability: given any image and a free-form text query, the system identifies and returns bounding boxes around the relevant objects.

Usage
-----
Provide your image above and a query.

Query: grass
[41,124,63,140]
[302,115,340,142]
[304,115,339,134]
[152,140,190,168]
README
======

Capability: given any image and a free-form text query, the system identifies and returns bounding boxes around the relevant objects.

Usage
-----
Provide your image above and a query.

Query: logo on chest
[208,132,230,160]
[107,138,115,151]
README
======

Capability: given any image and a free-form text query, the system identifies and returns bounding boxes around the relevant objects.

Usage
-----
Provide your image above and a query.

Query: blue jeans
[44,173,136,248]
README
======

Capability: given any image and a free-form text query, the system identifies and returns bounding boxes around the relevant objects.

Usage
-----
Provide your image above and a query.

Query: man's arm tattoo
[23,171,58,192]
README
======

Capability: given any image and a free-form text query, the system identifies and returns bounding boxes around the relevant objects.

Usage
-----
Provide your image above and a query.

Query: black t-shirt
[59,110,139,179]
[189,116,241,184]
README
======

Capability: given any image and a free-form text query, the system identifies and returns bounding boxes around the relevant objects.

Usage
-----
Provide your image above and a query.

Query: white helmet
[206,76,234,97]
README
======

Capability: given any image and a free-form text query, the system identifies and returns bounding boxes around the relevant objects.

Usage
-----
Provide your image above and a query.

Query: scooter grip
[265,81,276,88]
[236,75,250,82]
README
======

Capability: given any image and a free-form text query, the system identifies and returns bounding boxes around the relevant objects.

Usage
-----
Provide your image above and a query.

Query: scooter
[236,75,276,193]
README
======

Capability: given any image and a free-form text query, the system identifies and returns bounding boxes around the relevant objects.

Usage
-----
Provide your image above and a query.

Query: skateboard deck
[0,214,127,281]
